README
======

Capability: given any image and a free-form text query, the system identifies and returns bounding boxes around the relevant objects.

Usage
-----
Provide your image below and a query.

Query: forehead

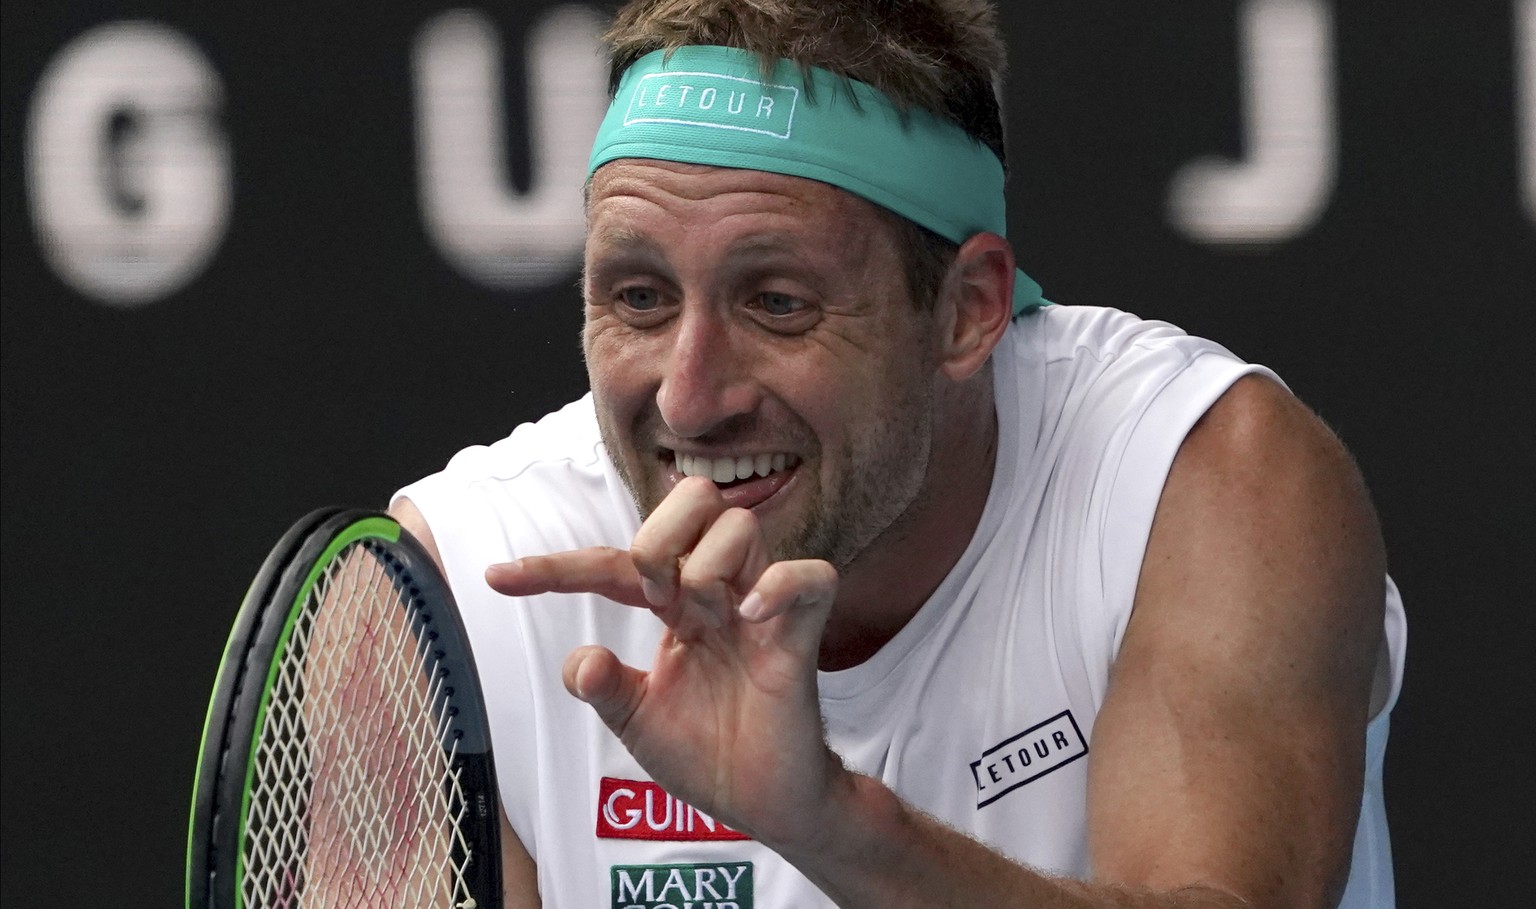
[586,159,896,253]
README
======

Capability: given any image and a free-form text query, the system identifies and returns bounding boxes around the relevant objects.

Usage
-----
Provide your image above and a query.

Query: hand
[485,476,846,849]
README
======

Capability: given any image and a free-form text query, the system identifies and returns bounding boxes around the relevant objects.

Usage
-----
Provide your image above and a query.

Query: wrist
[767,764,898,868]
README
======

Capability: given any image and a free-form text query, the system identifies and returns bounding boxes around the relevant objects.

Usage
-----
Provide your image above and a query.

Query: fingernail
[738,591,766,621]
[641,577,667,606]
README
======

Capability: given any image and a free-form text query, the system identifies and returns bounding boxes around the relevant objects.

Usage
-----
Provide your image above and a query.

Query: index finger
[485,547,649,608]
[629,476,730,603]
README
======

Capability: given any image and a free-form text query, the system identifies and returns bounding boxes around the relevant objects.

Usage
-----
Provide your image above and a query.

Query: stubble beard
[773,385,934,572]
[598,412,663,527]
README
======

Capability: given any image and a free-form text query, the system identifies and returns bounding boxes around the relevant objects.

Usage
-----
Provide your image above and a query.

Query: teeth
[674,452,798,482]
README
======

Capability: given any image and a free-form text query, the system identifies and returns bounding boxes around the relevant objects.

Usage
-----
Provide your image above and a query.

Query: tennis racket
[186,508,502,909]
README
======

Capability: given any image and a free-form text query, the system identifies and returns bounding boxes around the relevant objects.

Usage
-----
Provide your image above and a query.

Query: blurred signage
[19,1,1536,307]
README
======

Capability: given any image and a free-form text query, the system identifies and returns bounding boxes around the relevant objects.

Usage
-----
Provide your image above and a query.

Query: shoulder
[397,394,610,516]
[393,393,638,565]
[1132,371,1387,691]
[1169,372,1378,538]
[1024,304,1233,366]
[427,394,606,488]
[1001,305,1262,440]
[996,306,1275,542]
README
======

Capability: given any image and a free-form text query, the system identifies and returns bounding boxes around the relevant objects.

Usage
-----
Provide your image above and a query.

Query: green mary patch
[611,861,754,909]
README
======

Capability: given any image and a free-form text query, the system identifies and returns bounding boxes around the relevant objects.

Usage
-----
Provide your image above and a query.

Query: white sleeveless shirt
[396,306,1406,908]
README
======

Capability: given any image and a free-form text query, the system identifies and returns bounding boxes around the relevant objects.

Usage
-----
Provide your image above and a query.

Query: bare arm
[390,497,543,909]
[1087,374,1384,905]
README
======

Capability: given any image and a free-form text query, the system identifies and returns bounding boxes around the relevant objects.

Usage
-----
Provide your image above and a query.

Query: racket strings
[241,543,478,908]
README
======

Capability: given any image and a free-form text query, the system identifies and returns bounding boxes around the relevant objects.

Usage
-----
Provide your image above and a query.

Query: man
[393,1,1405,906]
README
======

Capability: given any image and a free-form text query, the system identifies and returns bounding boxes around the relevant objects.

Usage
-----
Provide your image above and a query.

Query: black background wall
[2,2,1532,905]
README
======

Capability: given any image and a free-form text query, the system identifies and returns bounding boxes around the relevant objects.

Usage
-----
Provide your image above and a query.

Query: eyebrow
[583,227,665,290]
[720,234,806,263]
[586,224,655,255]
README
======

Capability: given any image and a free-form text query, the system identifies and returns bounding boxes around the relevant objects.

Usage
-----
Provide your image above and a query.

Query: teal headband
[588,45,1046,315]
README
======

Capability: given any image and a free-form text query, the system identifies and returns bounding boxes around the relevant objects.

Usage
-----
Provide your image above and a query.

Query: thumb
[562,645,646,735]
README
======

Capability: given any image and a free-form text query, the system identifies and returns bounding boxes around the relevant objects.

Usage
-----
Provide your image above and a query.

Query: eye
[619,286,662,311]
[753,291,805,317]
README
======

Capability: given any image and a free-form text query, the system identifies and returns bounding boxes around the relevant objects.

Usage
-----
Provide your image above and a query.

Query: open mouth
[667,451,801,490]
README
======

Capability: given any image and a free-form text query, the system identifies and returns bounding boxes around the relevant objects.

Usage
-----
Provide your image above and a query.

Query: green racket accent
[232,516,400,908]
[186,508,345,909]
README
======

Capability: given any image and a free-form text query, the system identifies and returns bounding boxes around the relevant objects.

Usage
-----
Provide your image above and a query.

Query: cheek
[826,350,920,412]
[584,320,630,383]
[584,326,658,418]
[817,361,934,456]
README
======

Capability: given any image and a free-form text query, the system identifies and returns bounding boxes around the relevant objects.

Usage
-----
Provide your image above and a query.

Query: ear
[935,232,1014,381]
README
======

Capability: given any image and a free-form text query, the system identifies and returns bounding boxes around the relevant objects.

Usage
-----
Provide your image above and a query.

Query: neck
[817,379,999,671]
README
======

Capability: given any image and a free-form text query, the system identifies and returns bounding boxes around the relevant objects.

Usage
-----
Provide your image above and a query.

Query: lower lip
[665,463,797,510]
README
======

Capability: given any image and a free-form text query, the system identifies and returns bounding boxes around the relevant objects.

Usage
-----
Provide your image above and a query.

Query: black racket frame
[185,507,503,909]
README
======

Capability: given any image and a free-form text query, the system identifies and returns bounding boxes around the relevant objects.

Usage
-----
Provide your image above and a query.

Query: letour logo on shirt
[970,710,1089,808]
[597,777,751,842]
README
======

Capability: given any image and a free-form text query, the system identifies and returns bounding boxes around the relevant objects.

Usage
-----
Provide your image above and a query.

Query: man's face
[583,160,947,570]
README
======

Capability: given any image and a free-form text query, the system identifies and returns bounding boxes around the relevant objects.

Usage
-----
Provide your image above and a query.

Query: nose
[656,307,760,439]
